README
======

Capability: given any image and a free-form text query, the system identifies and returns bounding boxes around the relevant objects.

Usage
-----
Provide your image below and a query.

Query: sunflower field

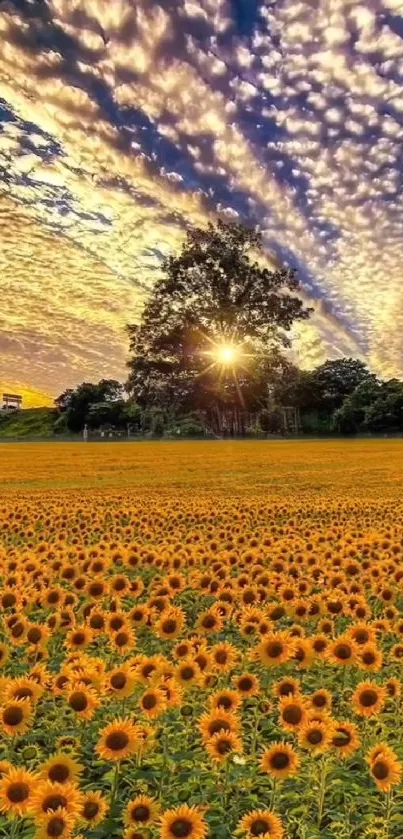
[1,439,403,839]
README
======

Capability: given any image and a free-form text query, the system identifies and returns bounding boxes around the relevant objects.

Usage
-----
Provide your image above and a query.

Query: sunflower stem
[110,761,120,809]
[317,756,327,829]
[270,778,277,809]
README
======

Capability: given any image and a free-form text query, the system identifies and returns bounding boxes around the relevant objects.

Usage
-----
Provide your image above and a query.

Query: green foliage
[0,407,56,438]
[127,220,311,423]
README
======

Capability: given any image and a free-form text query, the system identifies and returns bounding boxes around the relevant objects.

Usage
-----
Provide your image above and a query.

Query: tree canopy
[127,220,311,429]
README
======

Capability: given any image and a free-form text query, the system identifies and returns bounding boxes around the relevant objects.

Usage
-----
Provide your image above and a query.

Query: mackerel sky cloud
[1,0,403,394]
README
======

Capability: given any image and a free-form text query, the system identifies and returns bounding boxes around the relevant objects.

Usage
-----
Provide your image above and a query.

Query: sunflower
[205,730,243,763]
[331,721,360,758]
[311,635,329,658]
[65,627,93,651]
[160,804,208,839]
[254,632,295,667]
[26,624,50,650]
[124,795,160,827]
[154,608,186,641]
[199,708,241,742]
[327,636,357,667]
[358,643,383,672]
[35,808,75,839]
[385,678,401,700]
[111,627,136,655]
[233,673,260,699]
[0,643,9,669]
[175,659,202,690]
[278,696,307,732]
[309,689,332,713]
[96,718,139,762]
[160,678,183,710]
[0,761,13,780]
[348,622,377,647]
[298,720,332,754]
[367,745,402,792]
[129,605,149,627]
[0,698,32,736]
[132,722,156,758]
[272,677,300,699]
[293,638,314,670]
[260,742,300,780]
[40,754,83,786]
[139,687,167,719]
[66,684,100,720]
[79,791,109,827]
[352,682,386,718]
[31,781,83,820]
[124,829,148,839]
[106,665,137,699]
[209,689,241,713]
[5,676,44,705]
[196,610,223,635]
[0,767,38,817]
[237,809,284,838]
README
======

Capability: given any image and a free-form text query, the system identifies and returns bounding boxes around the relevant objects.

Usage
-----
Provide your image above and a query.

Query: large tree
[127,220,311,433]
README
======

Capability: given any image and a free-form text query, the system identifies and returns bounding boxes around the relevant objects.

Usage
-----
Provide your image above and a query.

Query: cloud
[1,0,403,393]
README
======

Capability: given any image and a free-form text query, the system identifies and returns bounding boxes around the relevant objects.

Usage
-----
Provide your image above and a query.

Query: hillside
[0,407,56,438]
[0,381,53,408]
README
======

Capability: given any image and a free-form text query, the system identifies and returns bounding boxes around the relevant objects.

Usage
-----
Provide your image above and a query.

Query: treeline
[54,358,403,438]
[53,220,403,438]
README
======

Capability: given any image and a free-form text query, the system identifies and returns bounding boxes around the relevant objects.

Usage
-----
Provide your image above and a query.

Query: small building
[2,393,22,411]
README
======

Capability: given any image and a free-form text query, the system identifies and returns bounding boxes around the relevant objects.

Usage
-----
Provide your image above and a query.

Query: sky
[1,0,403,397]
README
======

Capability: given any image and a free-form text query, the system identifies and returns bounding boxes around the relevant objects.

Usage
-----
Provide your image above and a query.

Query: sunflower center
[216,738,232,755]
[283,705,302,724]
[89,584,104,597]
[215,652,227,665]
[110,618,124,631]
[251,818,270,835]
[266,642,283,658]
[373,761,389,780]
[105,731,129,751]
[202,616,216,629]
[333,728,351,747]
[278,682,295,696]
[217,696,232,710]
[209,720,230,735]
[271,752,290,769]
[47,816,67,837]
[42,794,67,812]
[307,729,323,745]
[27,628,42,644]
[162,620,177,634]
[72,633,85,646]
[111,673,127,690]
[362,651,376,664]
[84,801,100,819]
[3,706,24,726]
[115,632,129,647]
[91,614,105,629]
[360,689,378,707]
[15,687,34,700]
[7,782,29,803]
[171,818,193,837]
[69,692,88,712]
[334,644,352,660]
[238,677,253,691]
[132,805,150,821]
[48,764,70,783]
[142,694,157,710]
[313,695,326,707]
[180,667,194,681]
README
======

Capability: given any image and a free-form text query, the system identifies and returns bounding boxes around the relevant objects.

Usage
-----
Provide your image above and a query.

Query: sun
[215,344,240,365]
